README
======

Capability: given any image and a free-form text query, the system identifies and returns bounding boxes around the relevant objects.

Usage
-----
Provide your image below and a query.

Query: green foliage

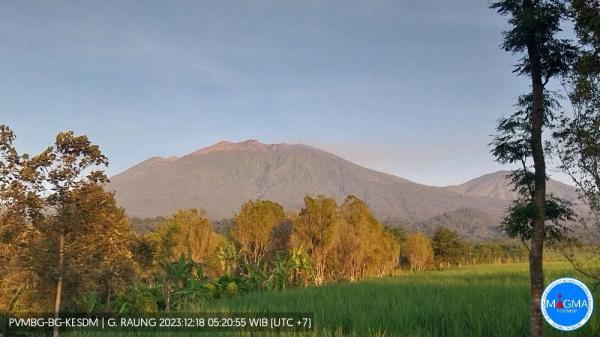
[488,3,577,330]
[491,93,561,168]
[159,255,207,311]
[490,98,575,244]
[432,226,470,267]
[266,248,312,290]
[114,284,160,314]
[470,242,529,264]
[71,292,100,314]
[570,0,600,97]
[217,240,243,277]
[555,0,600,290]
[501,195,575,244]
[490,0,576,80]
[383,225,405,244]
[105,195,406,314]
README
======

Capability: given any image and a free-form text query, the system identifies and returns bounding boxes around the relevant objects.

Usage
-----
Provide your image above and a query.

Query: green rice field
[16,261,600,337]
[206,262,599,337]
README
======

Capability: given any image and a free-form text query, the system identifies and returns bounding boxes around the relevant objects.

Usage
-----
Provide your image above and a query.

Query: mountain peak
[192,139,270,156]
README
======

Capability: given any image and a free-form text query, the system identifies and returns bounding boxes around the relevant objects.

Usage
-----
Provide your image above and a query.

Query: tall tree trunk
[53,232,65,337]
[164,281,171,313]
[524,1,547,336]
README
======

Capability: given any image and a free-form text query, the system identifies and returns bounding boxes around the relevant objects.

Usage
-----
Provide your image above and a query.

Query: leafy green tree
[383,225,405,244]
[554,0,600,212]
[148,209,223,309]
[471,242,528,264]
[570,0,600,101]
[490,1,576,335]
[500,194,575,245]
[554,0,600,289]
[113,284,159,314]
[432,226,470,268]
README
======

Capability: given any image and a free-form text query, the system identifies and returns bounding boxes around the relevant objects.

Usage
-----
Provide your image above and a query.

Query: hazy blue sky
[1,0,541,186]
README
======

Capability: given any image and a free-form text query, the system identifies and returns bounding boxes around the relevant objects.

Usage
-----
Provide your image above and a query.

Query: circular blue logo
[541,278,594,331]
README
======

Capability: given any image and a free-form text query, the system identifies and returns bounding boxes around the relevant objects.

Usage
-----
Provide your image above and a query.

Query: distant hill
[445,170,579,201]
[108,140,585,240]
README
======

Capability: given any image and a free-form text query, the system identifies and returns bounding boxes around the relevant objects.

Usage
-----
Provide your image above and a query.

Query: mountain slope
[419,208,504,241]
[108,140,506,222]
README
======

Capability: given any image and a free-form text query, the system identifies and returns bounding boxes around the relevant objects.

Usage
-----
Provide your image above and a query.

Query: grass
[203,262,599,337]
[17,261,600,337]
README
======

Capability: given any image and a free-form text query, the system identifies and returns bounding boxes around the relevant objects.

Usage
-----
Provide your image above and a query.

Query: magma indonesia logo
[541,278,594,331]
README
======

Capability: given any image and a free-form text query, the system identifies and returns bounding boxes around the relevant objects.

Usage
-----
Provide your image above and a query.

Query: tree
[555,0,600,213]
[383,225,405,244]
[490,1,576,335]
[554,0,600,289]
[292,196,340,285]
[147,209,222,311]
[333,195,376,280]
[41,131,111,333]
[400,233,433,272]
[0,125,46,312]
[0,126,138,337]
[159,256,205,312]
[38,184,137,313]
[372,230,401,277]
[149,209,223,266]
[334,195,398,280]
[432,226,469,268]
[232,200,285,267]
[131,235,156,287]
[492,96,575,244]
[291,195,399,283]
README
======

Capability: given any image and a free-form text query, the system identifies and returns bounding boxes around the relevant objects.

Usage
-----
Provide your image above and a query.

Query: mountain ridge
[445,170,578,201]
[107,140,581,240]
